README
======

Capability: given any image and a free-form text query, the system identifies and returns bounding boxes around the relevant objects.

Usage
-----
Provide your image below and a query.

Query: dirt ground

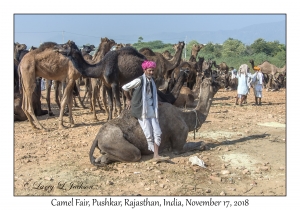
[13,87,286,196]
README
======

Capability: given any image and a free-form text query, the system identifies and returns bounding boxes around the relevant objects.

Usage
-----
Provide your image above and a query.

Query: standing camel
[249,59,286,90]
[19,42,82,130]
[86,38,116,120]
[53,41,147,121]
[88,77,224,166]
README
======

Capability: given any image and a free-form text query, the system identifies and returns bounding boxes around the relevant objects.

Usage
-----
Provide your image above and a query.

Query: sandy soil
[14,87,286,196]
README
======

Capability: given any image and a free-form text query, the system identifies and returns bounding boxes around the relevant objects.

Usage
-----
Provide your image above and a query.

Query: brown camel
[162,41,182,61]
[162,50,173,60]
[19,42,82,130]
[249,59,286,90]
[249,59,286,76]
[53,41,147,121]
[173,86,196,108]
[139,41,185,89]
[189,44,204,62]
[89,77,224,166]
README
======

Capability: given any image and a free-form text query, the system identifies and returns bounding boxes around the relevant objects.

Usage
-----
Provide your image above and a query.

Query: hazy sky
[14,14,285,47]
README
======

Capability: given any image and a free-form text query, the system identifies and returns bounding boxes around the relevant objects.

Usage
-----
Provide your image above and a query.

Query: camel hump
[119,47,146,60]
[139,47,156,56]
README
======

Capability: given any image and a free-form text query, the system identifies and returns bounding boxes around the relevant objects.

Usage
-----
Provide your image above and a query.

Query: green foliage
[129,37,285,71]
[222,38,246,57]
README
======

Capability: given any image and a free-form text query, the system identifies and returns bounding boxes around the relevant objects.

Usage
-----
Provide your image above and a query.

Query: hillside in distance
[139,20,286,45]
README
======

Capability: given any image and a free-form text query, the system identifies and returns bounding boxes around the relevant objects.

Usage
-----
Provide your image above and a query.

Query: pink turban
[141,60,156,70]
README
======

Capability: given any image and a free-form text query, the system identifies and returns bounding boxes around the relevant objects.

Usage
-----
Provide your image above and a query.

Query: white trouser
[138,118,162,152]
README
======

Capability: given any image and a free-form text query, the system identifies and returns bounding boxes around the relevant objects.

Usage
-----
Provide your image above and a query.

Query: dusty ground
[14,87,286,196]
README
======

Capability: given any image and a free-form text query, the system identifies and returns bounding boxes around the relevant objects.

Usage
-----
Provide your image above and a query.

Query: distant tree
[138,36,143,43]
[222,38,246,57]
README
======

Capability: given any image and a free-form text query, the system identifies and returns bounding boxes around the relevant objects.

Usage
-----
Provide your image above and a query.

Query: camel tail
[89,137,104,167]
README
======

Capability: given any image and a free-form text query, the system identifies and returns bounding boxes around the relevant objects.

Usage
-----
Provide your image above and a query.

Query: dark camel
[89,77,224,166]
[53,41,147,121]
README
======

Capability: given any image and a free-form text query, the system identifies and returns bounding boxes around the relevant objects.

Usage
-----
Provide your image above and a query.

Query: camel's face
[53,43,71,56]
[15,43,27,51]
[82,45,95,54]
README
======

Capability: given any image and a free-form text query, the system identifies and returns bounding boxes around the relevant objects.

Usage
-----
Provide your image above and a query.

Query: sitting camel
[19,42,82,130]
[89,77,224,166]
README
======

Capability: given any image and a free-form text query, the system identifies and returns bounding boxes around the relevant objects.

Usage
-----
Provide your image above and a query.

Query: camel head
[198,77,223,102]
[82,45,96,54]
[249,59,254,66]
[192,44,201,52]
[53,40,80,57]
[29,46,37,51]
[14,42,27,51]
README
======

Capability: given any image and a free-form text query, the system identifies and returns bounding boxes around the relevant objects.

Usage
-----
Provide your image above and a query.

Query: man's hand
[126,100,131,109]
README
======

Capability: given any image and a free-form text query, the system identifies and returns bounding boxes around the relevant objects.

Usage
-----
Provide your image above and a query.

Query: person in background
[235,64,250,106]
[122,60,169,162]
[41,78,46,91]
[251,66,264,106]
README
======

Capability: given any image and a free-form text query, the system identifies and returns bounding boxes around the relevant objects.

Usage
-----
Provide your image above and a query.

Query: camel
[249,59,286,77]
[19,42,82,130]
[72,44,97,109]
[139,41,185,88]
[14,42,27,61]
[249,60,286,90]
[173,87,196,108]
[157,66,190,105]
[189,44,204,62]
[53,41,148,121]
[87,38,116,120]
[162,50,173,60]
[88,77,224,166]
[161,42,181,60]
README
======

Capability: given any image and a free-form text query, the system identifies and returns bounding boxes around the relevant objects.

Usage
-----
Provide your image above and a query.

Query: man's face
[144,68,155,78]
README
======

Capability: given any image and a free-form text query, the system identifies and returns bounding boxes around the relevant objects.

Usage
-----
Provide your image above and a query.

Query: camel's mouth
[53,46,71,56]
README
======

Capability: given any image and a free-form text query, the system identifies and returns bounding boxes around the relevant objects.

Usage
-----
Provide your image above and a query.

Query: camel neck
[69,51,104,78]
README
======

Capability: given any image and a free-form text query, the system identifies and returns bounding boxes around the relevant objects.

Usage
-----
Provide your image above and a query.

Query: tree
[222,38,246,57]
[138,36,143,43]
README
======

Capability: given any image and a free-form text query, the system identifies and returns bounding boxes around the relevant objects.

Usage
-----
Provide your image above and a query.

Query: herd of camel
[13,38,286,165]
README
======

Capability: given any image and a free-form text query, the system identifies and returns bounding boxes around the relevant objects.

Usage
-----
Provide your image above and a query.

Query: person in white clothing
[235,64,250,106]
[251,66,264,105]
[122,60,169,162]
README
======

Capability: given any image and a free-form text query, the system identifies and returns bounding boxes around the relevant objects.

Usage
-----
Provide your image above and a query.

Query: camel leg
[111,82,122,117]
[101,85,109,117]
[96,81,105,111]
[91,78,98,121]
[105,86,113,120]
[21,77,45,130]
[94,125,141,164]
[58,79,74,129]
[54,81,61,110]
[82,78,90,104]
[45,79,54,116]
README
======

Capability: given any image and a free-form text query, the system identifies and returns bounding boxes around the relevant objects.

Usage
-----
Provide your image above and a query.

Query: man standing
[252,66,264,105]
[122,60,169,162]
[235,64,250,106]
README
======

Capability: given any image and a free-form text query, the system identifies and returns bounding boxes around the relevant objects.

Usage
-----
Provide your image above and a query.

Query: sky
[14,14,286,48]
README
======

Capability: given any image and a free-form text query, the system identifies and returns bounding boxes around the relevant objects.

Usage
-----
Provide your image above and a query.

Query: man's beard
[146,74,152,79]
